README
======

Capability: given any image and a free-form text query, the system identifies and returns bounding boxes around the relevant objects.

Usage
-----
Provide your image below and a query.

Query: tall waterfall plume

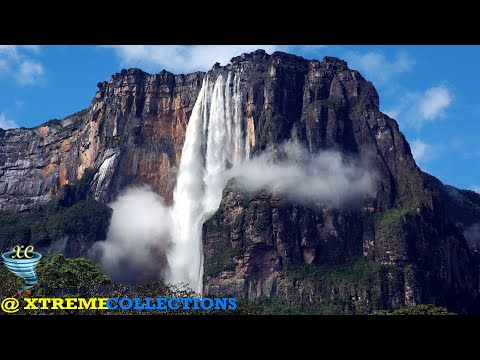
[167,71,248,294]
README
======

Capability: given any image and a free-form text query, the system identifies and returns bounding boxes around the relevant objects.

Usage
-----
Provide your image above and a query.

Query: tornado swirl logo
[2,246,42,293]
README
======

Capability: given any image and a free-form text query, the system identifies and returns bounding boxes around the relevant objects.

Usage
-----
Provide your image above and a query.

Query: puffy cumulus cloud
[227,142,377,207]
[418,85,453,121]
[0,45,45,86]
[102,45,294,73]
[344,50,414,86]
[385,85,453,130]
[15,60,45,85]
[0,112,18,129]
[89,186,172,283]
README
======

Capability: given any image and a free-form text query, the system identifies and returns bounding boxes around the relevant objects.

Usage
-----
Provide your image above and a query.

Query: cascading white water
[168,71,248,295]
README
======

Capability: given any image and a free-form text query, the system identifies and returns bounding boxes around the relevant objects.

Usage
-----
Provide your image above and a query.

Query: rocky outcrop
[1,50,479,313]
[0,69,204,211]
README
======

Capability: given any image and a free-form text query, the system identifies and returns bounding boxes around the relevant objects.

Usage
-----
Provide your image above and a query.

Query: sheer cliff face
[0,69,204,211]
[0,50,478,313]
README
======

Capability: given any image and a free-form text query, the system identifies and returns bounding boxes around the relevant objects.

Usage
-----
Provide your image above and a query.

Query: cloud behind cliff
[344,50,414,86]
[104,45,284,73]
[0,113,18,129]
[102,45,329,74]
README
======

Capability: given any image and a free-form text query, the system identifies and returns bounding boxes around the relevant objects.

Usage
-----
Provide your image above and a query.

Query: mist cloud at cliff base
[89,186,171,283]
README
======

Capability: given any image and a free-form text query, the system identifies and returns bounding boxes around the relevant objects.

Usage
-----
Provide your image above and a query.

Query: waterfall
[168,71,247,295]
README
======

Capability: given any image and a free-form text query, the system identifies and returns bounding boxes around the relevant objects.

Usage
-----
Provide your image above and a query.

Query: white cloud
[471,186,480,194]
[227,142,377,207]
[104,45,291,73]
[15,60,44,85]
[0,113,18,129]
[384,85,453,130]
[90,186,172,282]
[411,139,434,165]
[344,51,414,86]
[418,85,452,121]
[0,45,45,86]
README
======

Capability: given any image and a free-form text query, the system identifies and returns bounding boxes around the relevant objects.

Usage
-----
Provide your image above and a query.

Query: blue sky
[0,45,478,192]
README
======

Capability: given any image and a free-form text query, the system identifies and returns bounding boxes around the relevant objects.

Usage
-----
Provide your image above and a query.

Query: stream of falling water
[167,71,248,295]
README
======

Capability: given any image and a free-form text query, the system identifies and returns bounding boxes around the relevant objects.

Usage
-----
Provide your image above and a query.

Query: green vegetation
[374,204,416,255]
[254,258,386,315]
[0,169,112,251]
[0,199,112,252]
[35,254,111,297]
[0,167,111,253]
[0,254,110,300]
[207,209,233,235]
[204,247,243,277]
[375,205,416,234]
[286,257,381,288]
[374,304,454,315]
[0,253,454,316]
